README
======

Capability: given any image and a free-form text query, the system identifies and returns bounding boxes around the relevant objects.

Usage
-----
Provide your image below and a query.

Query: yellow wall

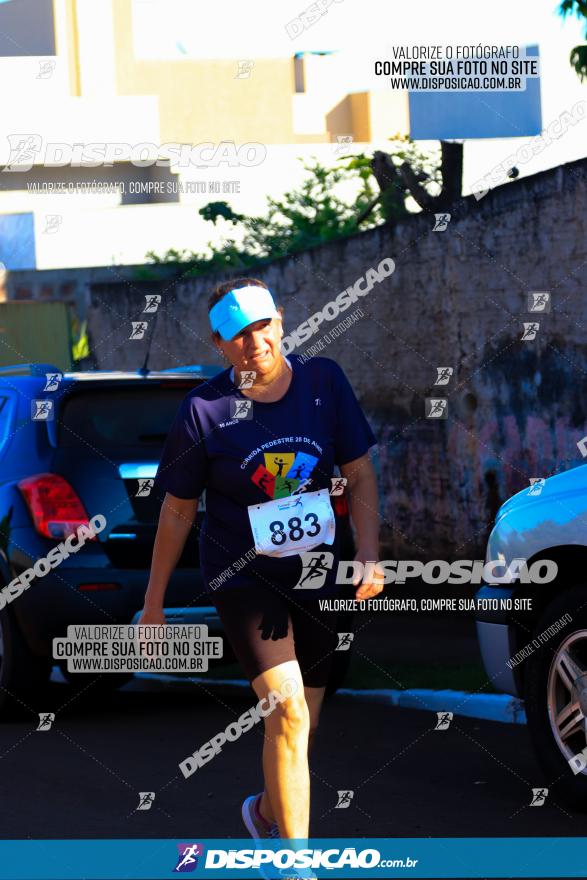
[105,0,408,145]
[111,0,325,144]
[347,92,410,142]
[58,0,81,96]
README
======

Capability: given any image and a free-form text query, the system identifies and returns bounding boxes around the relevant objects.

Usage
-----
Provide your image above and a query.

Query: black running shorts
[209,579,342,688]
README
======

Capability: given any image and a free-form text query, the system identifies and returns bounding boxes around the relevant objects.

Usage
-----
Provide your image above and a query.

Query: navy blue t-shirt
[154,354,377,594]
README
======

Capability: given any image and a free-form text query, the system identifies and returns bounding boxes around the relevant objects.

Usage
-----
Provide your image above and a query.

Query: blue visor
[209,285,279,341]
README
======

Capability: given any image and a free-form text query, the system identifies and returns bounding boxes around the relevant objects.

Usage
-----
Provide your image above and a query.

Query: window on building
[294,55,305,93]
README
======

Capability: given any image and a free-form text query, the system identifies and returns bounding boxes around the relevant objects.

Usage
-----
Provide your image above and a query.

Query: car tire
[524,585,587,811]
[0,607,52,718]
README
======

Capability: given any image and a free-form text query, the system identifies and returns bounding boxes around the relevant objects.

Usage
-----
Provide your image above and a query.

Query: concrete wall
[8,157,587,559]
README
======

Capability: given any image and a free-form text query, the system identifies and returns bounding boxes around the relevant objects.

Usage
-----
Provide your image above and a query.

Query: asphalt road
[0,613,583,880]
[0,673,583,845]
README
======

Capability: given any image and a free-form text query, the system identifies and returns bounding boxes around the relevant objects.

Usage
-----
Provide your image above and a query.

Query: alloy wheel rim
[547,629,587,772]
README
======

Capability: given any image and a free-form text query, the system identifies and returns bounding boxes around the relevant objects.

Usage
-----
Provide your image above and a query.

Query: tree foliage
[146,139,440,273]
[559,0,587,80]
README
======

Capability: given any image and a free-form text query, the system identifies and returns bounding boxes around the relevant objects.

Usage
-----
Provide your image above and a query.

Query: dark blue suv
[0,363,355,716]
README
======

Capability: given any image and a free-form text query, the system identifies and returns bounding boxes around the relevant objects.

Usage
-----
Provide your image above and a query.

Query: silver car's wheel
[525,586,587,810]
[547,630,587,771]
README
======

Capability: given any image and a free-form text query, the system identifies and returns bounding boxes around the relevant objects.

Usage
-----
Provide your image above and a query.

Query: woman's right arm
[138,492,199,625]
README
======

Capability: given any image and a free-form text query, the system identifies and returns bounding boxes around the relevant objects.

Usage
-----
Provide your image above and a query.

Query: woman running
[139,277,382,859]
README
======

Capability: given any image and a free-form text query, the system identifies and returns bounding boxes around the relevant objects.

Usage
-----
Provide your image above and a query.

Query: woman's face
[213,310,284,376]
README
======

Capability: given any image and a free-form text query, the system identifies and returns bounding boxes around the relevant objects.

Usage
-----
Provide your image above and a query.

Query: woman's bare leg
[258,683,327,829]
[250,660,309,839]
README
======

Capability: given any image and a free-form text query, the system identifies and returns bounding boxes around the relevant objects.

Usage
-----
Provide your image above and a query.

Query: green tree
[559,0,587,80]
[146,139,440,273]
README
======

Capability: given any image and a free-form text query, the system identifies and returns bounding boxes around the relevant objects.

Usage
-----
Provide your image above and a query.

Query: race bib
[247,488,335,558]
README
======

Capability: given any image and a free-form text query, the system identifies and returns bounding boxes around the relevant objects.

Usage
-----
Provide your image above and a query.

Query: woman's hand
[352,547,385,601]
[137,605,167,626]
[135,605,167,659]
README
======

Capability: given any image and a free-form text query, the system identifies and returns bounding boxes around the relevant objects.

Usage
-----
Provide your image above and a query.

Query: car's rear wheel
[0,608,52,718]
[525,586,587,810]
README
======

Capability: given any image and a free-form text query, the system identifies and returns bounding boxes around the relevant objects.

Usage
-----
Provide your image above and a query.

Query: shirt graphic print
[154,354,377,594]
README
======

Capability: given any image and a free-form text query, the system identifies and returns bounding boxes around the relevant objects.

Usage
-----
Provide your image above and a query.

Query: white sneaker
[277,869,318,880]
[241,797,317,880]
[242,793,281,880]
[242,793,280,840]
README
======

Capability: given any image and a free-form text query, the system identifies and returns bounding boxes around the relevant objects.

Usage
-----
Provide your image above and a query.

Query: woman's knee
[265,691,310,741]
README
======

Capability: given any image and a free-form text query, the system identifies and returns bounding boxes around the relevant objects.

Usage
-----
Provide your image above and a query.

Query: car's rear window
[57,385,197,447]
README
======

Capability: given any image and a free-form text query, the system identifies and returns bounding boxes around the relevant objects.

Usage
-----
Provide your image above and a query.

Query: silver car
[476,463,587,809]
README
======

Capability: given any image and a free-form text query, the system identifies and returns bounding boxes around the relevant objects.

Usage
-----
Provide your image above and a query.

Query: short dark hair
[208,277,282,339]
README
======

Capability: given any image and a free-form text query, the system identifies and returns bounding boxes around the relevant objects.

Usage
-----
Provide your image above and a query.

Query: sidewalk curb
[131,674,528,724]
[52,669,527,725]
[338,687,527,725]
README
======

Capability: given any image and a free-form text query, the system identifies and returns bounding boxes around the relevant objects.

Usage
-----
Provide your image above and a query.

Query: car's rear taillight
[18,473,94,540]
[332,493,349,517]
[78,582,121,592]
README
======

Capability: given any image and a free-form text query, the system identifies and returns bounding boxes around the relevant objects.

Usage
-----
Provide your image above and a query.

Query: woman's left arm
[339,453,384,600]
